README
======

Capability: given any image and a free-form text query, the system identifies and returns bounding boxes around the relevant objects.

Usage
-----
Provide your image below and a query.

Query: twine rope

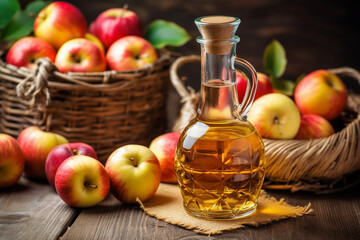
[16,58,54,106]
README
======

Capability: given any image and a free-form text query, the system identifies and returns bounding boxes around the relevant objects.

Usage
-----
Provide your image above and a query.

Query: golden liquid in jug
[175,81,265,219]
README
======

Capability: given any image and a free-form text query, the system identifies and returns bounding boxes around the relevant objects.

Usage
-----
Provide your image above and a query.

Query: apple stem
[274,115,280,124]
[129,157,137,167]
[118,4,128,18]
[72,149,78,155]
[84,182,98,189]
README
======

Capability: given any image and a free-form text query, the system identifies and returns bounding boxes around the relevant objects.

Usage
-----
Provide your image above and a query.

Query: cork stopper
[195,16,240,55]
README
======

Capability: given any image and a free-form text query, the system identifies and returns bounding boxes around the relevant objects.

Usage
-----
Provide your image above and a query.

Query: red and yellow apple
[85,33,105,54]
[17,126,68,179]
[105,144,161,204]
[294,69,348,120]
[55,155,110,208]
[0,134,24,188]
[237,72,273,102]
[247,93,301,139]
[106,36,157,71]
[45,143,97,187]
[34,1,87,49]
[92,8,143,49]
[6,37,56,70]
[295,114,335,139]
[55,38,106,73]
[149,132,181,183]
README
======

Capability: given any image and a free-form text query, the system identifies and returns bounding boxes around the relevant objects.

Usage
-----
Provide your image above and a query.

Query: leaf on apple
[0,0,20,29]
[145,20,191,49]
[1,0,50,41]
[263,40,287,79]
[270,76,295,96]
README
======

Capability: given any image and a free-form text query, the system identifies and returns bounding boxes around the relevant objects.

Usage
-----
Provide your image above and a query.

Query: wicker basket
[170,55,360,193]
[0,52,172,162]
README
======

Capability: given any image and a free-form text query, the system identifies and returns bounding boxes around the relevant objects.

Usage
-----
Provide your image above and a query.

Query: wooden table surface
[2,1,359,239]
[1,175,359,240]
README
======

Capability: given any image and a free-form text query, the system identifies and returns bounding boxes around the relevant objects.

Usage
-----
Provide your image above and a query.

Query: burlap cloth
[137,183,313,235]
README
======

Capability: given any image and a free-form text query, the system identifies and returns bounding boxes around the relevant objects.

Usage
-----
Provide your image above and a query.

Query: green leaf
[2,0,50,41]
[294,73,305,89]
[0,0,20,29]
[145,20,191,49]
[263,40,287,78]
[271,76,295,96]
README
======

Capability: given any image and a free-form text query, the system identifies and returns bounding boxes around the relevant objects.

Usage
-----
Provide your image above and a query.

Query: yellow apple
[105,144,161,204]
[247,93,301,139]
[55,38,106,73]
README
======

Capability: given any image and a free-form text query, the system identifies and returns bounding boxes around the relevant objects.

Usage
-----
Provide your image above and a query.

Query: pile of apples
[0,126,181,207]
[5,1,158,73]
[239,69,348,140]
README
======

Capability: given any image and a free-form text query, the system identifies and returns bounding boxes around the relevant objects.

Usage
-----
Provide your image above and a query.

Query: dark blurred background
[17,0,360,88]
[20,0,360,79]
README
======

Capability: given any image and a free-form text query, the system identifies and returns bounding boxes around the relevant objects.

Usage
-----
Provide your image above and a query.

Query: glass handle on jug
[234,57,258,119]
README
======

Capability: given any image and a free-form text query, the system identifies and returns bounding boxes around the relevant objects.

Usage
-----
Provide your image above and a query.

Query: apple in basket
[55,155,110,207]
[6,37,56,70]
[295,114,335,139]
[91,8,143,49]
[55,38,106,73]
[247,93,301,139]
[106,36,158,71]
[149,132,181,183]
[105,144,161,204]
[237,72,273,102]
[17,126,68,179]
[85,33,105,54]
[294,69,348,120]
[34,1,87,49]
[45,143,98,187]
[0,134,25,188]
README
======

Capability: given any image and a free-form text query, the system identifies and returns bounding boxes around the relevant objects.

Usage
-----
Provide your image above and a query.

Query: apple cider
[174,16,265,219]
[175,82,265,219]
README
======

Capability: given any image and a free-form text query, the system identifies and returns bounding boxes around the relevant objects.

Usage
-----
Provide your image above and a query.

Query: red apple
[17,126,68,179]
[237,72,273,102]
[34,1,87,49]
[105,144,161,204]
[248,93,301,139]
[0,134,24,188]
[6,37,56,70]
[92,8,143,49]
[294,69,348,120]
[55,155,110,208]
[149,132,181,183]
[106,36,157,71]
[45,143,97,188]
[55,38,106,73]
[295,114,335,139]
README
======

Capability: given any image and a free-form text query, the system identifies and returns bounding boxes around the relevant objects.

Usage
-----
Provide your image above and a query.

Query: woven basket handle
[170,55,201,99]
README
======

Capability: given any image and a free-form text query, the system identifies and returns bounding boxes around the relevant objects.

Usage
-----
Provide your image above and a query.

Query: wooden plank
[61,184,360,240]
[0,177,78,240]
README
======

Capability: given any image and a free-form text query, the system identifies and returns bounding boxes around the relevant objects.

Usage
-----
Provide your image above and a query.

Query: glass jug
[174,16,265,219]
